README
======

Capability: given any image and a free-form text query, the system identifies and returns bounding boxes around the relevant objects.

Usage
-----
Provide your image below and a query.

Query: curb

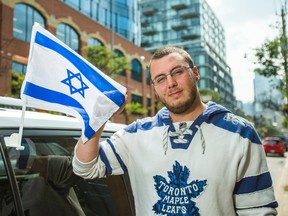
[275,156,288,216]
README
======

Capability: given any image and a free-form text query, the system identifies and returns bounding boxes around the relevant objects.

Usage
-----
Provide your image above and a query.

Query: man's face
[150,53,200,115]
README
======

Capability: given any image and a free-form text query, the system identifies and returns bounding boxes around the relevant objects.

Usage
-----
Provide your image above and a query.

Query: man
[73,46,278,215]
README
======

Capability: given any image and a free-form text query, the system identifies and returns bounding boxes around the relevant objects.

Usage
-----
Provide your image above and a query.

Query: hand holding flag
[20,23,127,143]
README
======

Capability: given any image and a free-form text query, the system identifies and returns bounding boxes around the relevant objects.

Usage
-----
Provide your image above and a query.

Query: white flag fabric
[21,23,127,142]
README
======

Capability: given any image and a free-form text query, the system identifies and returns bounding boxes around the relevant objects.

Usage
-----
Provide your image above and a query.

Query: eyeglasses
[151,65,192,86]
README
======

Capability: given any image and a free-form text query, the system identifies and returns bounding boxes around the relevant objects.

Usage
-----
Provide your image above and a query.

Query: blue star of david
[61,69,89,98]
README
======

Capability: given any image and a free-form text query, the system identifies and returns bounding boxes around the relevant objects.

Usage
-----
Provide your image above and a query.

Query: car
[274,135,288,152]
[0,96,135,216]
[263,136,285,157]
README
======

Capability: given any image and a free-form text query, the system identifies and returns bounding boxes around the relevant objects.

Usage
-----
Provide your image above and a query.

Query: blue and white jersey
[73,102,278,216]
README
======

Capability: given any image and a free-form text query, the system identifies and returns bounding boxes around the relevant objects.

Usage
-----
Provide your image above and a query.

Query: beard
[156,83,198,115]
[162,93,196,114]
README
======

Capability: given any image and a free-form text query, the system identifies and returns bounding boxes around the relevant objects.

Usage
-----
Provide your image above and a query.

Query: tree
[82,46,129,78]
[250,7,288,130]
[123,102,147,123]
[253,115,283,138]
[199,88,223,104]
[6,71,25,98]
[253,38,286,96]
[252,7,288,100]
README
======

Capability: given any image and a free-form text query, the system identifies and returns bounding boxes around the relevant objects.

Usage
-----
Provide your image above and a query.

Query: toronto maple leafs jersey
[73,102,278,216]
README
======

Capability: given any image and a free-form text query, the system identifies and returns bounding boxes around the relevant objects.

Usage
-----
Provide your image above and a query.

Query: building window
[131,59,142,82]
[146,67,150,85]
[199,67,206,77]
[198,55,205,64]
[61,0,138,44]
[87,37,104,47]
[131,94,143,115]
[63,0,80,10]
[146,97,151,116]
[114,49,126,76]
[13,3,45,42]
[131,94,142,104]
[12,61,27,74]
[199,79,206,89]
[56,23,79,52]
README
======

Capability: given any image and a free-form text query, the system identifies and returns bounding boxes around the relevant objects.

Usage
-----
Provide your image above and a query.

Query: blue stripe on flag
[34,31,125,107]
[24,82,95,139]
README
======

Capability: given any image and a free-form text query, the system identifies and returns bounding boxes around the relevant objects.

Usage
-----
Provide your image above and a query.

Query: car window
[266,140,280,145]
[0,133,135,216]
[0,149,16,215]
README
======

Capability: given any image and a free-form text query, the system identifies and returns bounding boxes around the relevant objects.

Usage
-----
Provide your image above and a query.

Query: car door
[0,129,135,216]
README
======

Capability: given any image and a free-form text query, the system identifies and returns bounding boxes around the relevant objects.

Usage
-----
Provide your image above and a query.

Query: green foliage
[282,115,288,128]
[254,115,283,138]
[82,46,129,78]
[257,124,283,138]
[199,88,223,104]
[6,71,25,98]
[253,38,282,77]
[234,108,247,119]
[155,101,164,112]
[125,102,147,116]
[252,37,288,98]
[122,102,147,124]
[252,36,288,128]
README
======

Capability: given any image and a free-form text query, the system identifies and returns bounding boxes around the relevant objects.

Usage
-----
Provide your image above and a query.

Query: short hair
[147,46,195,73]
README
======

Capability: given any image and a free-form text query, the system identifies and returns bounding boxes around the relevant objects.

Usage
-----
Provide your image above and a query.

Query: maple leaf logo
[153,161,207,215]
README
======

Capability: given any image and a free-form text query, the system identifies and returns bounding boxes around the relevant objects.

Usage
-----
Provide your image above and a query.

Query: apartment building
[140,0,236,111]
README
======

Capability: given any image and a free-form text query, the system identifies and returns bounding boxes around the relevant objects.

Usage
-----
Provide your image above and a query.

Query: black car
[0,97,134,216]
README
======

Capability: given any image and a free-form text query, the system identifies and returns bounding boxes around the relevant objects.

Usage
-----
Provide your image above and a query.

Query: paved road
[272,153,288,216]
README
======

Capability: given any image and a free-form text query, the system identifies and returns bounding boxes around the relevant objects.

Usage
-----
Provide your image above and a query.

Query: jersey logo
[153,161,207,215]
[224,113,252,128]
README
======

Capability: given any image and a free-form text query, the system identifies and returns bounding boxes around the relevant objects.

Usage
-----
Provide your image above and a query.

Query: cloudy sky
[206,0,283,102]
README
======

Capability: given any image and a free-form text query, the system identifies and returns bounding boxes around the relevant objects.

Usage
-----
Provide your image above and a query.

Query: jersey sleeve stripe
[233,171,272,194]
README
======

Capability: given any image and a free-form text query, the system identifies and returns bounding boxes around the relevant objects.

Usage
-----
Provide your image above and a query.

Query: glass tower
[61,0,141,45]
[140,0,236,110]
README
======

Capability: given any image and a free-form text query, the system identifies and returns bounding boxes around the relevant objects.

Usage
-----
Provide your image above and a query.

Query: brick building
[0,0,155,124]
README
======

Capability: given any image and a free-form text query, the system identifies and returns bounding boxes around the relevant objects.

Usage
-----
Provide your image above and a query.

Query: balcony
[141,39,150,47]
[142,26,158,35]
[141,19,149,27]
[179,7,199,19]
[171,20,188,31]
[171,0,188,10]
[142,7,158,16]
[181,29,200,40]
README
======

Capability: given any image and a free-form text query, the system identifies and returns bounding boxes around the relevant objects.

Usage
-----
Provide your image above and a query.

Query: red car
[263,137,285,157]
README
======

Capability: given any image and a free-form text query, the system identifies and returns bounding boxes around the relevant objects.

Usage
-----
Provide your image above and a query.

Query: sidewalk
[275,155,288,216]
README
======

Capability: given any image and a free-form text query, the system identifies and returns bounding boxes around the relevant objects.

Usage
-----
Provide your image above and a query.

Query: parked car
[0,97,134,216]
[263,136,285,157]
[274,135,288,151]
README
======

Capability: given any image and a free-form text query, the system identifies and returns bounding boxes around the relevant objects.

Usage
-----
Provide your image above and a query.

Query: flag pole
[16,102,26,150]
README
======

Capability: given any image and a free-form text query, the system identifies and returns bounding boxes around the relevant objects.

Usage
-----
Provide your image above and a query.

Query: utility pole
[110,0,115,76]
[281,2,288,101]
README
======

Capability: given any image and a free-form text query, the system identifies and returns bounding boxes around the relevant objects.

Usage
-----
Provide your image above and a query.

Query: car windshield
[266,140,280,145]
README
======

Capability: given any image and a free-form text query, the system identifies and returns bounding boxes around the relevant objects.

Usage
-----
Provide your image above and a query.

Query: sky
[206,0,283,103]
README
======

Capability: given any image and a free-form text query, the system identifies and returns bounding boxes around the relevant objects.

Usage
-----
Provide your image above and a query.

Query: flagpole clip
[4,133,25,150]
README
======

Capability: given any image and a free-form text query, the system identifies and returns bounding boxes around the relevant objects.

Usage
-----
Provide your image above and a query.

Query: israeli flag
[21,23,127,142]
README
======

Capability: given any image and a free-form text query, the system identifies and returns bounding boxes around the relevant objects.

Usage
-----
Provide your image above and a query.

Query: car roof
[264,137,282,140]
[0,97,125,132]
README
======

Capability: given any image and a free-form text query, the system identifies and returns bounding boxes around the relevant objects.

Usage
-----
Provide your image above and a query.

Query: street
[267,153,288,216]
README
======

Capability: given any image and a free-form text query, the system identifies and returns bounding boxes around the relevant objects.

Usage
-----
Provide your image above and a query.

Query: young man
[73,46,278,215]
